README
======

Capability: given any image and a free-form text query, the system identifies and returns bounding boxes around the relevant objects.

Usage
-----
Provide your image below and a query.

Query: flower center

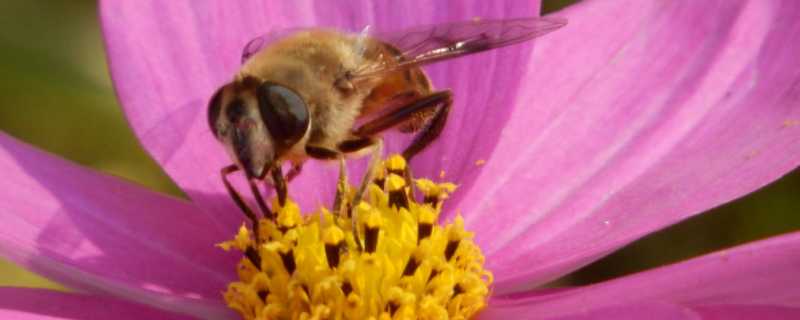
[219,155,492,319]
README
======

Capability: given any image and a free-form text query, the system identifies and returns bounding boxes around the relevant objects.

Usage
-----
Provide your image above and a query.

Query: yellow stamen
[323,226,345,245]
[373,160,387,189]
[221,155,492,319]
[217,223,252,251]
[416,179,458,209]
[386,174,406,192]
[385,155,407,172]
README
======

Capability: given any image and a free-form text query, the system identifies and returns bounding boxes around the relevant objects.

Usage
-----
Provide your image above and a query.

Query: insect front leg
[258,163,299,210]
[286,162,303,182]
[270,164,288,207]
[221,165,263,243]
[248,178,274,223]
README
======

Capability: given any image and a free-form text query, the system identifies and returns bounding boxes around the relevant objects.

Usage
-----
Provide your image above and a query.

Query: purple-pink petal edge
[0,287,199,320]
[0,132,236,319]
[485,231,800,319]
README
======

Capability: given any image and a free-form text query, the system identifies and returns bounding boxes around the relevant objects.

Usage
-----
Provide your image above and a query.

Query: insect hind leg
[400,90,453,161]
[354,90,453,201]
[353,90,452,162]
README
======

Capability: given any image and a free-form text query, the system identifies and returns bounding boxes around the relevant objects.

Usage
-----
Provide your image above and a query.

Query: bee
[208,17,567,235]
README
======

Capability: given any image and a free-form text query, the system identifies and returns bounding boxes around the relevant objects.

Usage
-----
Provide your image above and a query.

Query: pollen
[220,155,492,320]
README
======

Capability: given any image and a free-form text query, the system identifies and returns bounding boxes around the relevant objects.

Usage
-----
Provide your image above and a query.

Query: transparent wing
[241,27,307,64]
[353,17,567,79]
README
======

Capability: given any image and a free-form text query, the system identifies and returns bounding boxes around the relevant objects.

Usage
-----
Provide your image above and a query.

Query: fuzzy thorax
[219,155,492,320]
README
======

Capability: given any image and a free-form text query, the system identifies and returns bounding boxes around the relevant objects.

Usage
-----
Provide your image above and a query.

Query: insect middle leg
[305,145,349,217]
[338,136,384,249]
[306,137,383,252]
[337,136,384,206]
[248,179,274,223]
[260,162,301,209]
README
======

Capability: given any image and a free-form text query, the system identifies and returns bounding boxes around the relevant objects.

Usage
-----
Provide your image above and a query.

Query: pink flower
[2,0,800,319]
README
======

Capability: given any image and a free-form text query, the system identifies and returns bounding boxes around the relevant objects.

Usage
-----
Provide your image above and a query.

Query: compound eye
[257,83,310,154]
[207,85,226,138]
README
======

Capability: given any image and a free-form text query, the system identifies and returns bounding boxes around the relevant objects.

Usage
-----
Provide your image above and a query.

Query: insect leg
[306,145,341,159]
[402,91,452,202]
[337,136,383,206]
[261,163,301,210]
[332,155,348,218]
[399,91,453,161]
[221,165,262,243]
[337,136,380,153]
[248,179,274,223]
[286,162,303,182]
[354,90,452,159]
[305,145,348,217]
[355,90,453,200]
[305,145,357,249]
[270,164,288,207]
[347,137,383,252]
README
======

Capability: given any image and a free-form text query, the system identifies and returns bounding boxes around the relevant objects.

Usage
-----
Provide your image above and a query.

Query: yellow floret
[385,155,407,171]
[220,155,492,320]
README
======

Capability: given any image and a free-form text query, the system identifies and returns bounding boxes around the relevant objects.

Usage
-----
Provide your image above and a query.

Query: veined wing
[353,17,567,79]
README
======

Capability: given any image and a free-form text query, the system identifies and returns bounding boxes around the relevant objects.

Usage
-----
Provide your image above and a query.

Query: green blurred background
[0,0,798,292]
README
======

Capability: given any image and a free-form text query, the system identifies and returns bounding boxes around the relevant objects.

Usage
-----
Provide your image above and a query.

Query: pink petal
[480,301,701,320]
[690,305,800,320]
[457,0,800,291]
[0,287,198,320]
[0,132,236,319]
[481,302,800,320]
[100,0,543,230]
[487,231,800,318]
